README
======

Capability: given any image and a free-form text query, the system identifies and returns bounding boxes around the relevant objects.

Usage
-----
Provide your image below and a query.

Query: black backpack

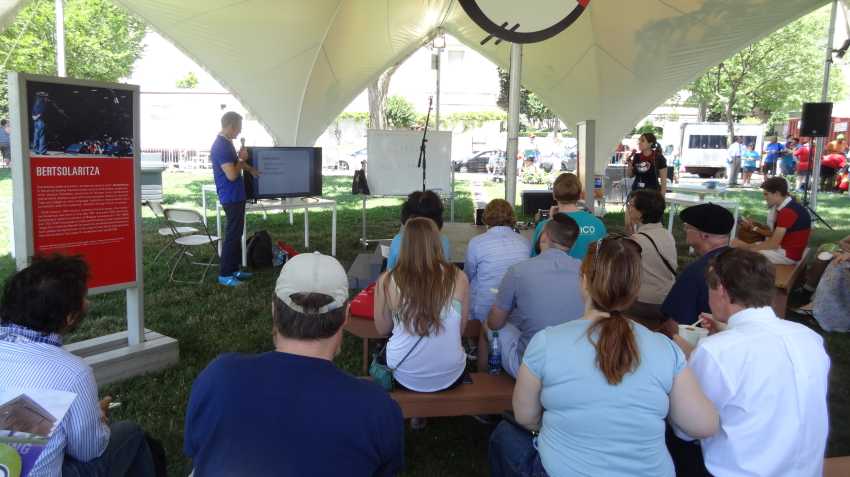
[246,230,273,269]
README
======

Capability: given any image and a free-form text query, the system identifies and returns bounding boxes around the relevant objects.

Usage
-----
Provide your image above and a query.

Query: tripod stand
[417,96,434,192]
[800,140,833,230]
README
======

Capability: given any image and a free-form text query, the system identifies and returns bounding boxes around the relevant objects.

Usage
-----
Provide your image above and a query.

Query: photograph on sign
[25,80,136,289]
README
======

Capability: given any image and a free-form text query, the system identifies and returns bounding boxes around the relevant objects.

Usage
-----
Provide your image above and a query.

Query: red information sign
[30,155,136,288]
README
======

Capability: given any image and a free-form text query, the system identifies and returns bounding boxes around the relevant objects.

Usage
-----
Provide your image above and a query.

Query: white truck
[678,122,765,178]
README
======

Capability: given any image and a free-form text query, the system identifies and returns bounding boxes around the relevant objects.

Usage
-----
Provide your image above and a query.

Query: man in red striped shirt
[732,177,811,264]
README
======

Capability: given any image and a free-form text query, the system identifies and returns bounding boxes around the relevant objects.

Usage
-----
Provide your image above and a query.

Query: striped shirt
[464,226,530,322]
[0,324,109,476]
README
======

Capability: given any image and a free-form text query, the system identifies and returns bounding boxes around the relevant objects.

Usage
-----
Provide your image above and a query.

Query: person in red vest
[733,177,811,265]
[794,139,812,192]
[821,145,847,192]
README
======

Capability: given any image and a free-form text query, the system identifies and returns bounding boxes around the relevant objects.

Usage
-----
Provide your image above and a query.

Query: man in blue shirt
[661,203,734,324]
[210,111,258,287]
[0,255,156,475]
[531,172,606,259]
[185,252,405,476]
[762,136,784,178]
[30,92,48,154]
[0,119,10,165]
[480,214,585,377]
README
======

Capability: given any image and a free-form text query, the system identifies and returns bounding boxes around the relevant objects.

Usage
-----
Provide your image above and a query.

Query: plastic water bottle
[488,331,502,375]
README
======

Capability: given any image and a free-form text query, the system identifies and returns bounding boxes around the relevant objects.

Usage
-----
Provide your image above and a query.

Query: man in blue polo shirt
[762,136,784,178]
[211,111,258,287]
[661,203,734,324]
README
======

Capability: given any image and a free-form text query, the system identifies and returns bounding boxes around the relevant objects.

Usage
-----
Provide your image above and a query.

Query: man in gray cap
[184,252,404,476]
[660,203,734,324]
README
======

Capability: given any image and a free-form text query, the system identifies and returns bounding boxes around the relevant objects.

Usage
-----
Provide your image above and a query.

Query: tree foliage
[0,0,146,114]
[686,6,843,137]
[385,95,416,129]
[176,71,198,89]
[497,68,559,130]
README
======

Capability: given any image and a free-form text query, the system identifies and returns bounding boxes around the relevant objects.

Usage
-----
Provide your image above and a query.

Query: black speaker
[800,102,833,137]
[521,190,555,217]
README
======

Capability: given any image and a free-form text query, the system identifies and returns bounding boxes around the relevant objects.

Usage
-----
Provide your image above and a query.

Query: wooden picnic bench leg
[478,325,489,373]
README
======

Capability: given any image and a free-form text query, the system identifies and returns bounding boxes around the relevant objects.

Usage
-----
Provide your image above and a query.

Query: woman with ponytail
[489,234,718,477]
[627,132,668,195]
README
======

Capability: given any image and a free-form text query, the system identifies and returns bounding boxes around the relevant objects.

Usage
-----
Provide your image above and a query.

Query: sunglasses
[593,232,642,254]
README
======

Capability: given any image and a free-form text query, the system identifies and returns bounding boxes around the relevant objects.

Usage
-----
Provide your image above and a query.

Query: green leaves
[686,6,844,133]
[385,95,416,129]
[0,0,145,114]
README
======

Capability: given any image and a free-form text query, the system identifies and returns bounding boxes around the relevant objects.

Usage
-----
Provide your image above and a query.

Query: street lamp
[431,30,446,131]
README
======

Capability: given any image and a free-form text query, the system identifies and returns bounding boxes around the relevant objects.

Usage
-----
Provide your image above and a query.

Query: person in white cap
[184,252,405,476]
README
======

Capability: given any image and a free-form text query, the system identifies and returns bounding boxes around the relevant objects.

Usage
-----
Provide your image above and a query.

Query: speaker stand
[800,141,833,230]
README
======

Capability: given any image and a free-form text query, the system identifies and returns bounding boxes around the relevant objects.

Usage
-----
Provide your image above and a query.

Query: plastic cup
[678,324,708,347]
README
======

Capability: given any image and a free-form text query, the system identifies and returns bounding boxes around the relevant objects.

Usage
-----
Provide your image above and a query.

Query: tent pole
[505,42,522,207]
[812,0,838,211]
[55,0,66,77]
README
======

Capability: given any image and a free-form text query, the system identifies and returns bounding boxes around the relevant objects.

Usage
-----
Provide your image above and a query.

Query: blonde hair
[385,217,455,336]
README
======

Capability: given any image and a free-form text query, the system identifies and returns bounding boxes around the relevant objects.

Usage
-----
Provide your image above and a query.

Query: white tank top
[386,285,466,392]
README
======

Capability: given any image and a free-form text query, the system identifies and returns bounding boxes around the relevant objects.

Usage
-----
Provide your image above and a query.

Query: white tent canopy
[0,0,830,165]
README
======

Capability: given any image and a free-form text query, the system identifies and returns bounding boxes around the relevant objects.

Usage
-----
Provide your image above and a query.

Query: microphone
[240,138,245,149]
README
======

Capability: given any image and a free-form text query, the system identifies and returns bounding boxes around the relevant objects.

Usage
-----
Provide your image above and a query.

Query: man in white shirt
[670,248,830,477]
[726,136,744,186]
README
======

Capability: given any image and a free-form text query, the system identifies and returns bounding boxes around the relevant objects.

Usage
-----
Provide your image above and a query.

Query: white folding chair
[146,201,198,263]
[163,208,220,284]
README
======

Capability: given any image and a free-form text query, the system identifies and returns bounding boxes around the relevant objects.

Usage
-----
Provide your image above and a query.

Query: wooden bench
[824,456,850,477]
[389,372,515,418]
[345,317,482,375]
[771,248,810,318]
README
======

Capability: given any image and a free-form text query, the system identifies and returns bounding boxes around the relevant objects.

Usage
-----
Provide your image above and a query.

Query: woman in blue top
[386,190,450,270]
[464,199,530,322]
[489,235,718,477]
[741,143,760,186]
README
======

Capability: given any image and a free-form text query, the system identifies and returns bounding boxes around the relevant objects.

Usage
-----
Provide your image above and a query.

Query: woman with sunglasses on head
[489,235,717,477]
[624,189,677,331]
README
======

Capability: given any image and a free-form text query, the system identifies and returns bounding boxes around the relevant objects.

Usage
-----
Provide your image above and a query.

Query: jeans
[62,421,155,477]
[32,118,47,154]
[489,421,548,477]
[220,201,246,277]
[726,156,740,185]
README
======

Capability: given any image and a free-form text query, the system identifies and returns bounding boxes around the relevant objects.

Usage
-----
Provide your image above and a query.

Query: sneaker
[232,271,253,280]
[410,418,427,430]
[218,275,242,287]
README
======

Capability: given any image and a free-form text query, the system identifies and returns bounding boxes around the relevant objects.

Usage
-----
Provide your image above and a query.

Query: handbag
[638,232,677,277]
[369,335,424,392]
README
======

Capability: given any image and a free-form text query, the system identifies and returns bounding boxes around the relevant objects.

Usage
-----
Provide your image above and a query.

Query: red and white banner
[29,155,136,288]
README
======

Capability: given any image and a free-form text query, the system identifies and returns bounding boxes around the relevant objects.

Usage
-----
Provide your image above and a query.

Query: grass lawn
[0,168,848,475]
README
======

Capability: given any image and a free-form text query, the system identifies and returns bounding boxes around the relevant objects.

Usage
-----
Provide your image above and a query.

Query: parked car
[452,150,505,173]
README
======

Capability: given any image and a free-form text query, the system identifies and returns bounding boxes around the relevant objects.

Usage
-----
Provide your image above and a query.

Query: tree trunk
[698,101,707,122]
[367,64,400,130]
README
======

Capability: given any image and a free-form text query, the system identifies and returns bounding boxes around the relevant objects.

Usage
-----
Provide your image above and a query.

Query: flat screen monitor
[244,147,322,199]
[521,190,555,217]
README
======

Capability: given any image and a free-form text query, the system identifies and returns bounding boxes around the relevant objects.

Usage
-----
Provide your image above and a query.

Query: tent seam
[108,1,276,142]
[294,0,344,145]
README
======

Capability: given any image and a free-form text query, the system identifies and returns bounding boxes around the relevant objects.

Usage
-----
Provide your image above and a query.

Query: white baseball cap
[274,251,348,314]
